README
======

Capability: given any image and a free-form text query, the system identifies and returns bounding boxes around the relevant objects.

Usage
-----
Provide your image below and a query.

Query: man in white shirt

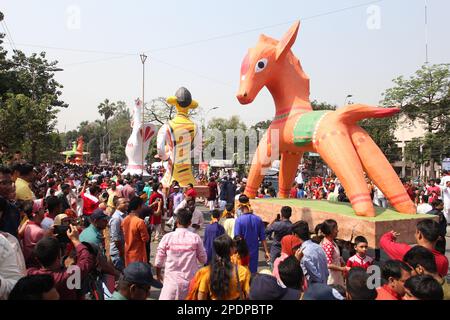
[417,194,433,214]
[373,185,387,208]
[0,232,24,299]
[441,180,450,222]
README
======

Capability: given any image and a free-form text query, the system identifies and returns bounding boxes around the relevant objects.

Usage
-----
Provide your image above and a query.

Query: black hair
[60,183,70,191]
[128,196,143,212]
[11,162,22,172]
[18,163,34,176]
[177,208,192,227]
[238,194,249,204]
[233,235,249,258]
[20,201,34,220]
[416,219,441,243]
[0,166,12,175]
[291,220,310,241]
[403,246,438,274]
[210,234,234,299]
[45,196,61,214]
[211,209,221,219]
[381,260,412,281]
[346,267,377,300]
[152,183,160,192]
[8,275,56,300]
[431,199,443,209]
[34,237,60,267]
[90,185,102,196]
[354,236,368,246]
[225,203,234,212]
[278,256,304,290]
[421,194,429,203]
[187,183,194,188]
[404,275,443,300]
[280,206,292,219]
[318,219,337,236]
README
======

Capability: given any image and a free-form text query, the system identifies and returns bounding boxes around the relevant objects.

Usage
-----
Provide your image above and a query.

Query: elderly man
[109,262,162,300]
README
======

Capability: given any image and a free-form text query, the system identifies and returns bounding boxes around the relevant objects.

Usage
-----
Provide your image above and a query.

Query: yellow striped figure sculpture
[156,87,202,188]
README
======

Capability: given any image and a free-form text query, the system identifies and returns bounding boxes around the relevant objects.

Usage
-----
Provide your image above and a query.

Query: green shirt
[79,224,103,247]
[109,291,128,300]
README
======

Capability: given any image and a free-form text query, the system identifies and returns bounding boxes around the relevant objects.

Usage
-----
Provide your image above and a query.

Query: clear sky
[1,0,449,131]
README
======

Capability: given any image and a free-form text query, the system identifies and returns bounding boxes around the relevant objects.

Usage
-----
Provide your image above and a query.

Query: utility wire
[5,0,384,68]
[1,20,17,52]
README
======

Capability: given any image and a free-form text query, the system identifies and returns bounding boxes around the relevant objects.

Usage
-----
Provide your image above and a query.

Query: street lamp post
[203,106,219,129]
[140,53,148,176]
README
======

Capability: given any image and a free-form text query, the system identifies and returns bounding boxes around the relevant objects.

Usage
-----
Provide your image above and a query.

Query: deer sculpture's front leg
[245,132,275,198]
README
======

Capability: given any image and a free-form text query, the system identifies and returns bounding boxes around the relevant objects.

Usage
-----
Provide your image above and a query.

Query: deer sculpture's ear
[275,21,300,61]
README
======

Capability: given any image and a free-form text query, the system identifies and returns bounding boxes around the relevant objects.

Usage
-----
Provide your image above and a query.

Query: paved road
[147,205,450,299]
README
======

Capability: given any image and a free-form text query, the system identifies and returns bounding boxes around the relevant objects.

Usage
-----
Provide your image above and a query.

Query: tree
[311,100,337,111]
[359,117,401,163]
[0,93,59,163]
[145,97,199,125]
[382,64,450,177]
[97,99,117,156]
[0,11,66,163]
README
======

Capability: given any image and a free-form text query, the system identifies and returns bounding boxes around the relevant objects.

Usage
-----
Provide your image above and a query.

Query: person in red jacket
[27,225,95,300]
[380,219,449,278]
[185,183,197,199]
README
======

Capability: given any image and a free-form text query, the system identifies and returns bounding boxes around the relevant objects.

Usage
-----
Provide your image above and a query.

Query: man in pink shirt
[155,208,207,300]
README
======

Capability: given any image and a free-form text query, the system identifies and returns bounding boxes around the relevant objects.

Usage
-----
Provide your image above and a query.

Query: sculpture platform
[194,185,209,198]
[250,198,437,249]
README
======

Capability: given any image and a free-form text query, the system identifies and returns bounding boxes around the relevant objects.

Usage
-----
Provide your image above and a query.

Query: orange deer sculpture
[236,21,416,217]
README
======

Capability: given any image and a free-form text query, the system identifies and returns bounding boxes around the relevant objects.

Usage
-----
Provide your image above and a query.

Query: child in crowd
[232,235,250,268]
[221,203,236,239]
[346,236,374,271]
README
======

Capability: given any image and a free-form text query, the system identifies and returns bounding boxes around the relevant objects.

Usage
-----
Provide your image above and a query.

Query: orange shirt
[198,264,251,300]
[376,285,402,300]
[121,214,150,266]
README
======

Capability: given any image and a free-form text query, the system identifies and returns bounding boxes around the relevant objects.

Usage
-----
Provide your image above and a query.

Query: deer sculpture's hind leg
[315,122,376,217]
[245,133,272,198]
[278,152,303,198]
[349,125,416,214]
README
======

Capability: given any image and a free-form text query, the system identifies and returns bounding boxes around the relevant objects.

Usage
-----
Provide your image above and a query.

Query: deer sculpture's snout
[236,91,252,105]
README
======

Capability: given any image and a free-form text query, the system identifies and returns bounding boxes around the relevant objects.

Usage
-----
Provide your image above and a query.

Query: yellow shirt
[15,178,34,201]
[441,278,450,300]
[198,264,250,300]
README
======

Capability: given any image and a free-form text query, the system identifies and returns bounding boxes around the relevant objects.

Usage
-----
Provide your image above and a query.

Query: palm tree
[97,99,117,157]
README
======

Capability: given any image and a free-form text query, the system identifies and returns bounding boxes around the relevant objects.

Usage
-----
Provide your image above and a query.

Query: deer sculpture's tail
[336,104,400,124]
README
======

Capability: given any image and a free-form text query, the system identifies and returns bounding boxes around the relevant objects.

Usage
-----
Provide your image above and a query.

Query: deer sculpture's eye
[255,58,268,73]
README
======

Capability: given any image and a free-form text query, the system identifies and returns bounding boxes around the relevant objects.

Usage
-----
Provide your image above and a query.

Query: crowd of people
[0,158,449,300]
